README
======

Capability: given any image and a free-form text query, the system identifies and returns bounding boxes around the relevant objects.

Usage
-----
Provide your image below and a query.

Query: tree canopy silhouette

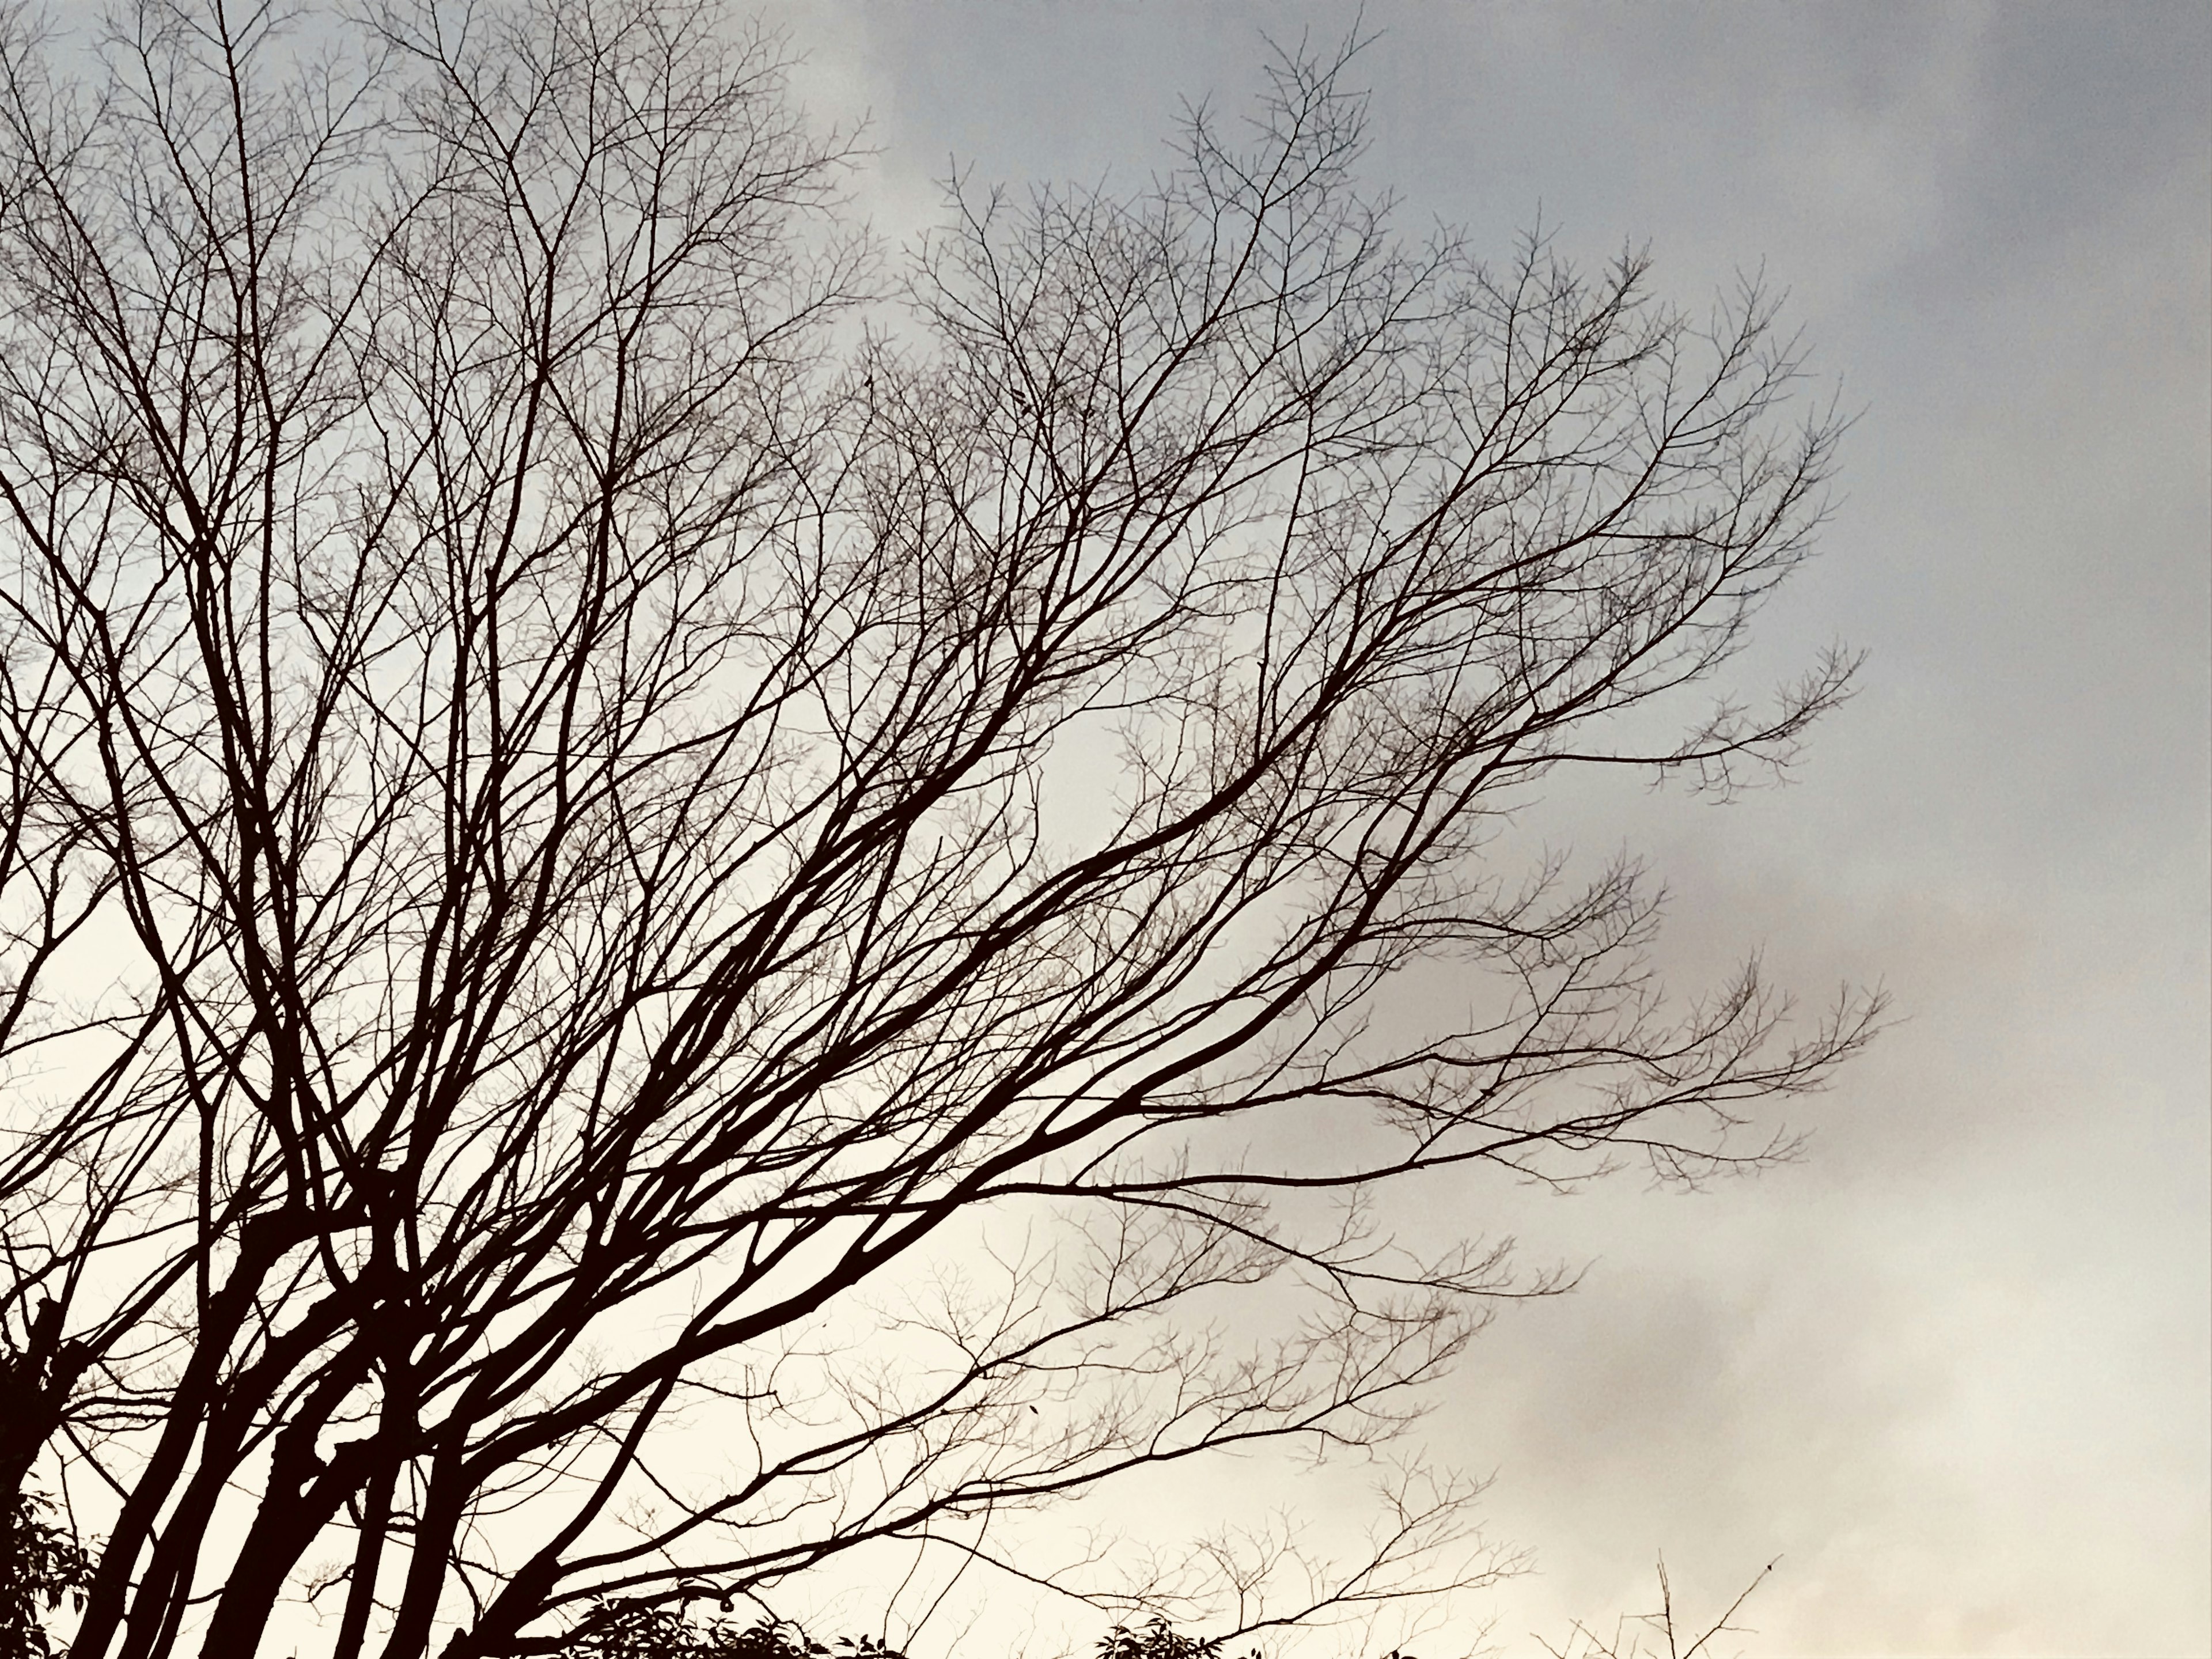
[0,2,1873,1654]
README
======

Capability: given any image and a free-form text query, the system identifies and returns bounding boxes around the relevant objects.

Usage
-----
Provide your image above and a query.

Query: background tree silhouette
[0,1,1872,1654]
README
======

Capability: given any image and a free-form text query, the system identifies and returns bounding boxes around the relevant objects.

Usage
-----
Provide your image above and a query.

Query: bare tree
[1536,1557,1779,1659]
[0,2,1875,1655]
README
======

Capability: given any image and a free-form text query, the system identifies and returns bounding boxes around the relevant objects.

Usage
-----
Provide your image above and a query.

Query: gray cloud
[768,3,2210,1649]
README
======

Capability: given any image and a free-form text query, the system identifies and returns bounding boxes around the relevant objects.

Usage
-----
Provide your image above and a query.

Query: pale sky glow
[751,4,2211,1653]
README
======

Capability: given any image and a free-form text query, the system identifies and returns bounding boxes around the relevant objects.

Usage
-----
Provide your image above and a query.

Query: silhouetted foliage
[554,1603,903,1659]
[546,1606,1279,1659]
[1094,1616,1264,1659]
[1,1491,92,1659]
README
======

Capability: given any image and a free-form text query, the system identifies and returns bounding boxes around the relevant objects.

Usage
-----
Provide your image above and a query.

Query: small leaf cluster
[558,1603,909,1658]
[0,1491,93,1659]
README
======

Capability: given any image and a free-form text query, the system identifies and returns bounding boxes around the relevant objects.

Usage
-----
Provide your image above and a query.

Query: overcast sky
[746,4,2212,1654]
